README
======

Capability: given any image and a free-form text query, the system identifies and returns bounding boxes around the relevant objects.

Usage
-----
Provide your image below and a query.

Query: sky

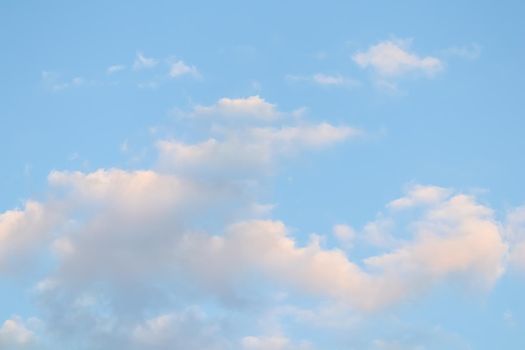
[1,1,525,349]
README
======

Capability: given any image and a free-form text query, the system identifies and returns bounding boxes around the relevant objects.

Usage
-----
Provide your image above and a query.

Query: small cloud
[387,184,451,210]
[286,73,359,88]
[443,43,481,60]
[133,52,158,70]
[107,64,126,74]
[192,96,280,121]
[353,39,443,77]
[41,71,87,91]
[168,59,199,78]
[312,73,345,85]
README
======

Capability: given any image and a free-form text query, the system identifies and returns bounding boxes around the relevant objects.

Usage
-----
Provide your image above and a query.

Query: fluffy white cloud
[1,166,515,349]
[161,96,359,178]
[0,317,36,349]
[353,40,443,77]
[365,193,507,298]
[45,169,241,285]
[14,176,510,314]
[157,123,358,177]
[0,201,62,273]
[165,186,507,311]
[387,185,451,209]
[169,59,199,78]
[192,96,280,121]
[333,224,356,247]
[47,169,220,217]
[132,309,228,350]
[1,82,519,349]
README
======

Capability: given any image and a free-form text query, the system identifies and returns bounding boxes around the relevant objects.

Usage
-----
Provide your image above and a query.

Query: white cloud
[107,64,126,74]
[333,224,356,247]
[133,52,158,70]
[162,96,356,179]
[20,170,509,314]
[192,96,280,121]
[353,39,443,77]
[0,317,37,349]
[169,59,199,78]
[2,79,519,349]
[0,201,61,273]
[45,169,240,284]
[247,123,358,147]
[364,191,507,298]
[156,123,359,177]
[312,73,345,85]
[286,74,359,87]
[41,71,88,91]
[388,185,451,209]
[0,159,515,349]
[164,186,507,311]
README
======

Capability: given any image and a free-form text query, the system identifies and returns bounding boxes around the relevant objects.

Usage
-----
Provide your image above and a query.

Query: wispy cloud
[133,52,158,70]
[106,64,126,74]
[443,43,482,60]
[286,73,359,87]
[41,71,87,91]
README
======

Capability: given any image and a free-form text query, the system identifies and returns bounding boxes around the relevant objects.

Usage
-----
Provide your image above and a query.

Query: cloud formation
[0,93,521,349]
[133,52,158,70]
[192,96,281,121]
[0,201,62,273]
[0,317,36,349]
[169,59,199,78]
[107,64,126,74]
[353,40,443,77]
[156,123,358,177]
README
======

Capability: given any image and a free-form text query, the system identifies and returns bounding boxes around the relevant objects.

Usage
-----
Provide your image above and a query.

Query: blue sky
[1,1,525,349]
